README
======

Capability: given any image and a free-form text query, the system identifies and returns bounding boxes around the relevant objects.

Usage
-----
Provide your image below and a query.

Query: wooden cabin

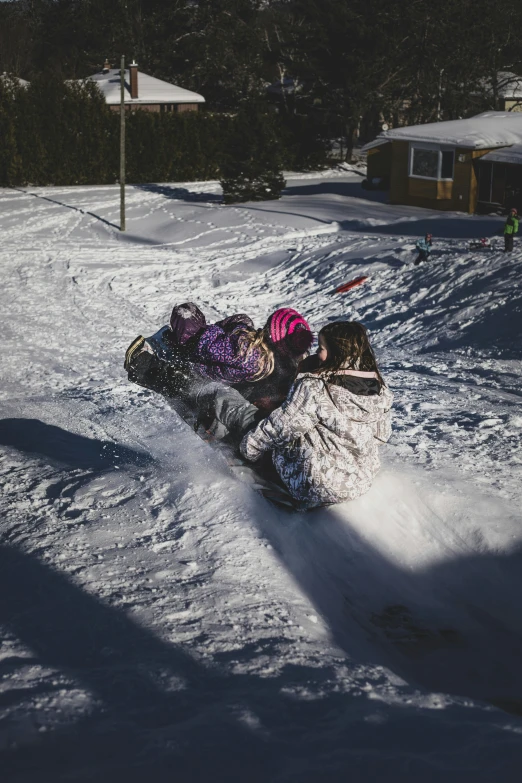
[363,112,522,214]
[84,61,205,114]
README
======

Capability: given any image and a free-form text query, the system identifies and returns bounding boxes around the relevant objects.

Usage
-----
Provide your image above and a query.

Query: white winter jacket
[240,372,393,509]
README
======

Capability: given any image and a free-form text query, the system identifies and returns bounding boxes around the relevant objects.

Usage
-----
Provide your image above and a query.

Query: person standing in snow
[414,233,433,265]
[240,321,393,509]
[504,208,519,252]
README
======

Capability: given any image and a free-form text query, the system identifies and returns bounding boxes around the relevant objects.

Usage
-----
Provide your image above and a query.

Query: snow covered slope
[1,173,521,782]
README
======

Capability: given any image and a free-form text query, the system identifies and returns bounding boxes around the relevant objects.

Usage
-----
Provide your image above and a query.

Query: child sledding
[240,321,393,509]
[125,305,393,510]
[126,304,311,407]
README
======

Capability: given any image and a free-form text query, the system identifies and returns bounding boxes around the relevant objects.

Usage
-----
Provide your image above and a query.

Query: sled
[179,409,308,512]
[468,237,493,250]
[334,275,368,294]
[218,451,305,511]
[124,335,145,371]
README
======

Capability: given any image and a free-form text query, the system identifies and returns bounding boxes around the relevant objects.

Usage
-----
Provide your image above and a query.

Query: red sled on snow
[334,275,368,294]
[468,237,492,250]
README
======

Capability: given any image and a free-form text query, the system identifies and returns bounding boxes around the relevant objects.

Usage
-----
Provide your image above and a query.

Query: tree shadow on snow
[1,419,522,778]
[335,215,505,240]
[284,180,390,205]
[0,544,278,783]
[1,538,521,783]
[258,502,522,713]
[0,418,153,471]
[135,184,221,204]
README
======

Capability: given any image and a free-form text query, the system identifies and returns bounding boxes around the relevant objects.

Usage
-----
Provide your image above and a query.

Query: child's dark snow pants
[183,379,261,441]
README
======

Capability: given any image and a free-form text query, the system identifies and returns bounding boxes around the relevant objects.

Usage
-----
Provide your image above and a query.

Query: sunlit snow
[1,170,521,781]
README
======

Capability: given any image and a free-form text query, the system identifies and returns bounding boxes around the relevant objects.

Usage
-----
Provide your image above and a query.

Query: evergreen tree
[0,1,34,77]
[3,0,522,183]
[220,104,286,203]
[0,76,24,185]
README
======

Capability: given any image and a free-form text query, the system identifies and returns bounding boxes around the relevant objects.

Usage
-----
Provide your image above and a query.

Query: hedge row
[0,76,328,187]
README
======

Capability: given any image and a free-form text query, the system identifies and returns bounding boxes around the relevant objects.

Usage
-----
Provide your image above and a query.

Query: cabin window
[441,150,454,179]
[410,145,454,180]
[411,148,439,178]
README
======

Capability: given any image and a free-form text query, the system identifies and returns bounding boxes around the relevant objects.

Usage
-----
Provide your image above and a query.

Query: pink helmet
[266,308,313,355]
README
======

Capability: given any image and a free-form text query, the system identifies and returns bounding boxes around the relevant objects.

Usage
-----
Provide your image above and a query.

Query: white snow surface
[1,172,522,782]
[370,110,522,149]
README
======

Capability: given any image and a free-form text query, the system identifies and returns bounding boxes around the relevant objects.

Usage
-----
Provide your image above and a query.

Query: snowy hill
[1,173,521,782]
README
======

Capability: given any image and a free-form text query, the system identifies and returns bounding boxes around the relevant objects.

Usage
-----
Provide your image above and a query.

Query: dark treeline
[3,0,522,121]
[1,0,522,185]
[0,75,324,186]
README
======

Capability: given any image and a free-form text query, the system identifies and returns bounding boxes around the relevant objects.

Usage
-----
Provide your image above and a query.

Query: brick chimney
[129,61,138,99]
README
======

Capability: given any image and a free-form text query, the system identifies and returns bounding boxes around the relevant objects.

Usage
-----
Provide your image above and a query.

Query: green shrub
[220,104,286,203]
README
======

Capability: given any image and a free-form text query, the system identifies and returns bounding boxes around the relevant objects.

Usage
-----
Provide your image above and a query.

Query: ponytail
[236,327,275,381]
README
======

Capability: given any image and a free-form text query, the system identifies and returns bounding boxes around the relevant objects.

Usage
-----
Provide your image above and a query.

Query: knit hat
[266,308,313,355]
[169,302,207,345]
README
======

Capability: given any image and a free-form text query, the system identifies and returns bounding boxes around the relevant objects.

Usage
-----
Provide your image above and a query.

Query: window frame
[409,142,455,181]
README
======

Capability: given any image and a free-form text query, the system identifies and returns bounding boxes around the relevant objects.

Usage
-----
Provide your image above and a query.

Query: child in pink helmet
[177,306,314,438]
[165,303,312,389]
[125,305,313,438]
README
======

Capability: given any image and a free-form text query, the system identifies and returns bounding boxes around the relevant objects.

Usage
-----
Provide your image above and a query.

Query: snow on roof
[363,112,522,151]
[1,73,29,87]
[363,138,391,151]
[481,143,522,165]
[485,71,522,99]
[84,68,205,105]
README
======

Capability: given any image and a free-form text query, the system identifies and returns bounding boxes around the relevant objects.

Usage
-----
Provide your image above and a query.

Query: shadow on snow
[0,418,153,471]
[1,532,522,782]
[1,411,522,780]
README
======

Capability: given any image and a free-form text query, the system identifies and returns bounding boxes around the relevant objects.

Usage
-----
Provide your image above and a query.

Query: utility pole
[120,55,126,231]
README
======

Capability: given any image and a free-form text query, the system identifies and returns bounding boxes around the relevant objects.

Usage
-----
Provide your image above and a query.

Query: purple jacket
[191,315,268,384]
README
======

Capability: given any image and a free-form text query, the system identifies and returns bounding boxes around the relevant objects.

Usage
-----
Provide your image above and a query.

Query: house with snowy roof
[1,73,29,87]
[83,60,205,114]
[483,71,522,113]
[363,112,522,214]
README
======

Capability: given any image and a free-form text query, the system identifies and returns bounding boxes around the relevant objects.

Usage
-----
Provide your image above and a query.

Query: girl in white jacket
[240,321,393,509]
